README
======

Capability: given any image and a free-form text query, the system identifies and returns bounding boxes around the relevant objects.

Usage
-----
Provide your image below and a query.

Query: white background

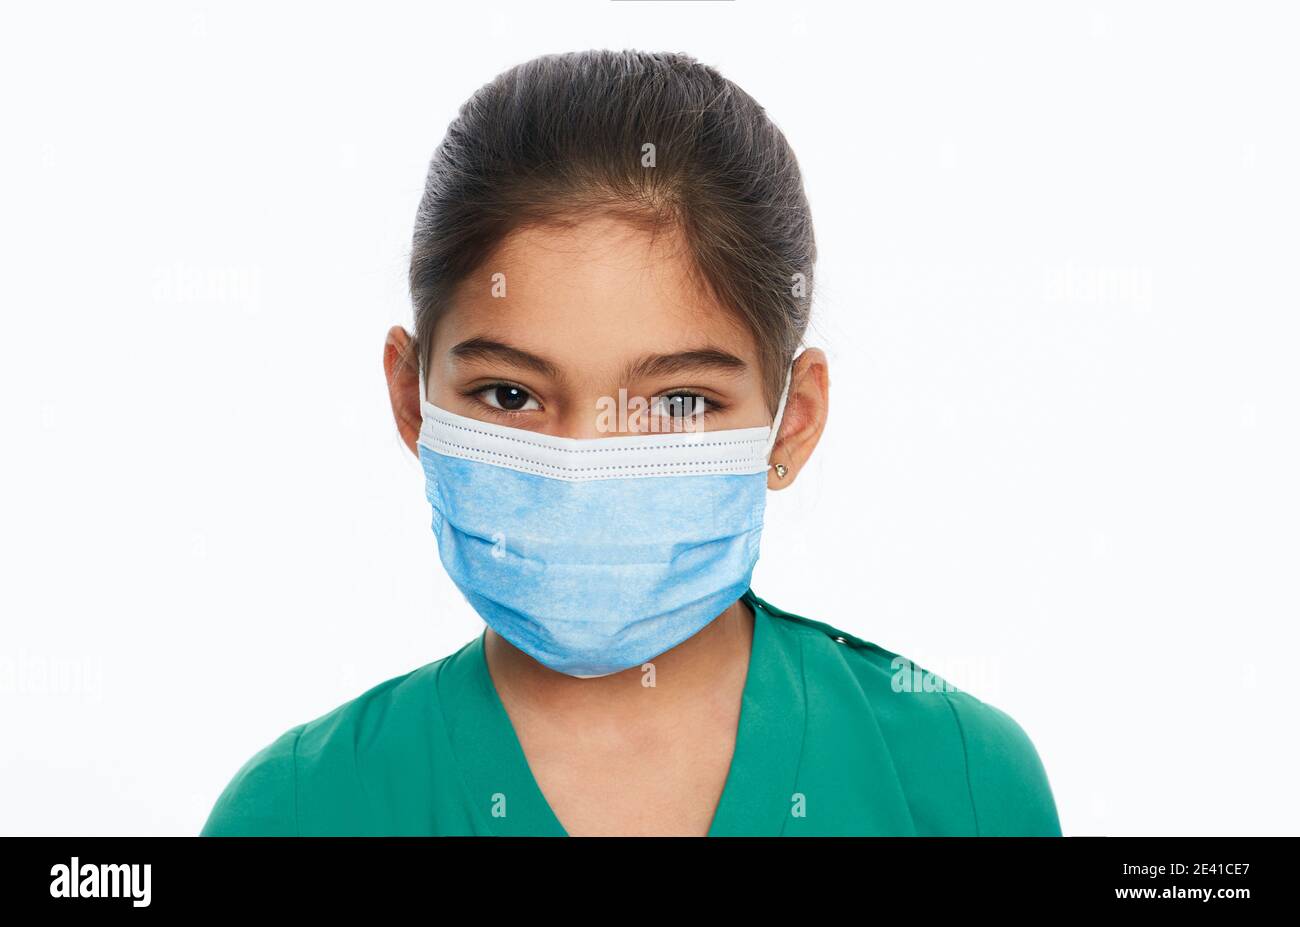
[2,1,1296,836]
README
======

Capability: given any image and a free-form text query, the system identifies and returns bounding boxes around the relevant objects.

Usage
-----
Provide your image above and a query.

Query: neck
[484,597,756,719]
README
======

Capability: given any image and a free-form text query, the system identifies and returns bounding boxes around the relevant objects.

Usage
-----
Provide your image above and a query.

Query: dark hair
[408,49,815,413]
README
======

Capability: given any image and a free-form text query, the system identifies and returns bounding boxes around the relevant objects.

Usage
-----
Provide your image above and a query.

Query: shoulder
[198,722,305,836]
[939,688,1062,835]
[198,658,447,837]
[747,590,1062,836]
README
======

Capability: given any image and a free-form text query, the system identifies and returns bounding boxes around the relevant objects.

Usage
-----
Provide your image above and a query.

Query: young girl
[200,49,1061,837]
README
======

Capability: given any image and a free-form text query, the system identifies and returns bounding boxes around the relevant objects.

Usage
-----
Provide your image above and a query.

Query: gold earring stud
[774,463,788,479]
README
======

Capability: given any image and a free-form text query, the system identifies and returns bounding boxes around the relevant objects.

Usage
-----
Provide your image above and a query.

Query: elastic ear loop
[416,353,430,409]
[764,362,795,467]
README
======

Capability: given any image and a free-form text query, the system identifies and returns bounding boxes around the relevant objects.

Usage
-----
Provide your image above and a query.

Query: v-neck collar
[436,588,808,836]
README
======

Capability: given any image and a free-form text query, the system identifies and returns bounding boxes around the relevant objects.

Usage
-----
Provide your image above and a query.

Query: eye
[475,383,540,413]
[655,392,708,420]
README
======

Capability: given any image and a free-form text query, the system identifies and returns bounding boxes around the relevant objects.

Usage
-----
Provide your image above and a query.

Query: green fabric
[200,590,1061,836]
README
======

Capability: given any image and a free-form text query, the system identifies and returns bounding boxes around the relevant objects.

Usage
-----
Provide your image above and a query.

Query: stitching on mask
[423,436,767,473]
[424,413,767,453]
[421,443,768,479]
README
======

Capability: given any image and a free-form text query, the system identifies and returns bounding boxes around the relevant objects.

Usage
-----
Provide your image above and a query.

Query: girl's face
[424,215,774,438]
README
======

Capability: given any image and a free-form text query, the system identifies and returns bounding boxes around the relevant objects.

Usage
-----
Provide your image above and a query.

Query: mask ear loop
[416,349,430,411]
[765,362,795,468]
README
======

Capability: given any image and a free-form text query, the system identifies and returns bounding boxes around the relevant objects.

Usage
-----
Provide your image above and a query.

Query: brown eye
[478,384,539,412]
[657,393,706,419]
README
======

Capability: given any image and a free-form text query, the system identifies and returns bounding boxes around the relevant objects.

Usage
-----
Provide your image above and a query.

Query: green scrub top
[200,589,1062,836]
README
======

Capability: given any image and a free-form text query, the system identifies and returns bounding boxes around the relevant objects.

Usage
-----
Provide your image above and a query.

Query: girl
[200,49,1061,837]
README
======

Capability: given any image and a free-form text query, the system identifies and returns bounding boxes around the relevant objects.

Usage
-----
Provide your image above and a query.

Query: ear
[767,347,829,490]
[383,326,421,456]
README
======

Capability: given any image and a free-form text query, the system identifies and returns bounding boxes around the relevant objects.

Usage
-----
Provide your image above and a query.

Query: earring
[774,463,788,479]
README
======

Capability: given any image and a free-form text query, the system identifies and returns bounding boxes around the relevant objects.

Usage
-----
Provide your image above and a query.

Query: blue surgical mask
[415,364,792,678]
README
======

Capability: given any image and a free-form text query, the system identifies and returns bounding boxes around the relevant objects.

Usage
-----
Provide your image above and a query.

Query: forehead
[430,216,758,376]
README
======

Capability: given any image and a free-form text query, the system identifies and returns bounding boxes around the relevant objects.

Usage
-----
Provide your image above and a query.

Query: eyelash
[658,390,725,418]
[461,383,728,420]
[463,381,541,420]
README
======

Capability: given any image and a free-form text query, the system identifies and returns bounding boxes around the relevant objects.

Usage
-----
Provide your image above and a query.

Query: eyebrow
[621,348,748,382]
[448,337,748,384]
[449,337,562,380]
